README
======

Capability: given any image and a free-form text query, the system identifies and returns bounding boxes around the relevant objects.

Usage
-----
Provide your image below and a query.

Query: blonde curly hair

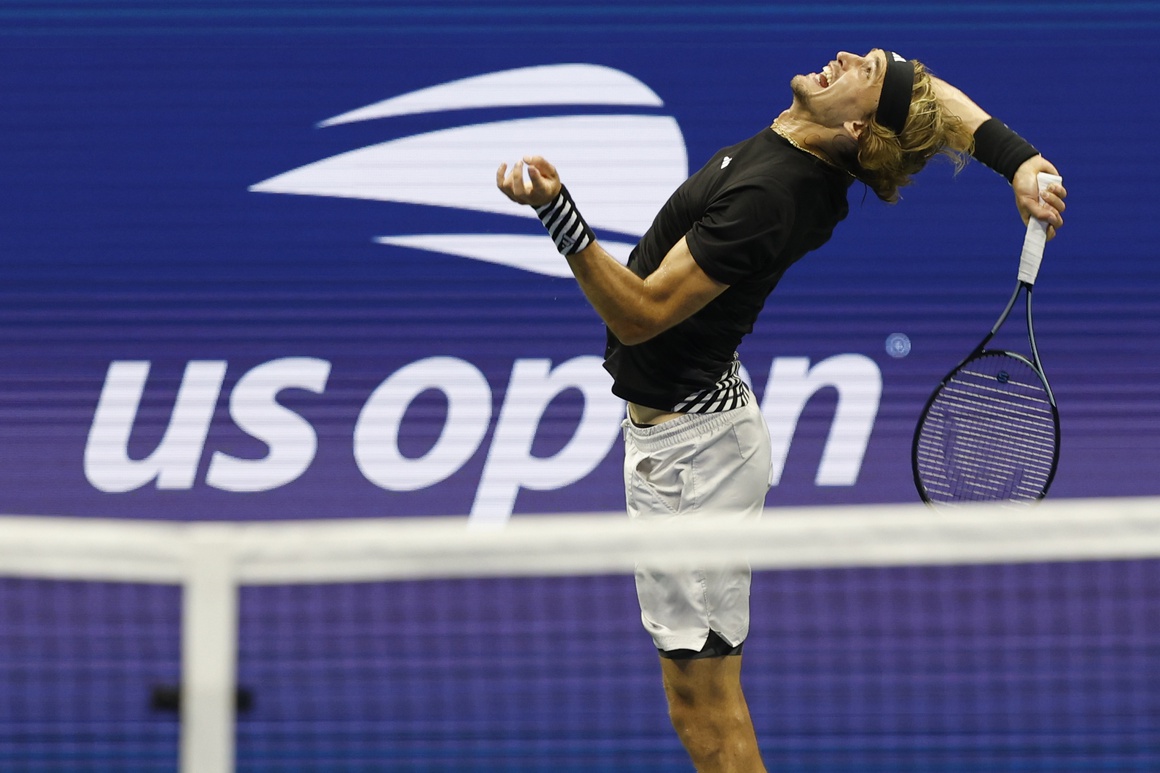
[854,61,974,203]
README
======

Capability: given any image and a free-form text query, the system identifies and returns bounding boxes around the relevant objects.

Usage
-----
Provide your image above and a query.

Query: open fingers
[496,160,529,203]
[523,155,556,178]
[497,155,560,206]
[526,163,550,195]
[511,159,525,196]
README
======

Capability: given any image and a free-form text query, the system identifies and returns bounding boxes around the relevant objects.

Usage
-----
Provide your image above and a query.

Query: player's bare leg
[659,655,767,773]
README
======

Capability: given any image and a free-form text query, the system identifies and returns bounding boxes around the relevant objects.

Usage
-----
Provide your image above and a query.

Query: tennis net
[1,497,1159,772]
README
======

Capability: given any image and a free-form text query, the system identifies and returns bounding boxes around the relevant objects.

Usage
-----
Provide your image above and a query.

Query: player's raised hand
[1013,156,1067,240]
[496,155,562,208]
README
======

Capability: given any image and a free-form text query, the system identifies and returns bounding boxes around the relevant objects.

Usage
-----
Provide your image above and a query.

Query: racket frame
[911,279,1061,503]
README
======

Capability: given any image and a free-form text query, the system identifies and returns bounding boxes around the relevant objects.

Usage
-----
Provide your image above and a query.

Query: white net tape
[3,497,1160,584]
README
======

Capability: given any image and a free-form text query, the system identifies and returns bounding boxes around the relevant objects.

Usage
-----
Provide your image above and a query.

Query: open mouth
[816,65,833,88]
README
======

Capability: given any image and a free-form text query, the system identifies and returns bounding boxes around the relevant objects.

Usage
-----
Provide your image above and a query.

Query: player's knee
[667,697,717,755]
[667,698,750,768]
[664,671,713,731]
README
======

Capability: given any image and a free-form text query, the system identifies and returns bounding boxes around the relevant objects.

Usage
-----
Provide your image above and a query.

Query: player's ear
[843,118,868,140]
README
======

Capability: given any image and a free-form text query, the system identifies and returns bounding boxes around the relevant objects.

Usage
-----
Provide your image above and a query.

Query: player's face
[790,49,886,131]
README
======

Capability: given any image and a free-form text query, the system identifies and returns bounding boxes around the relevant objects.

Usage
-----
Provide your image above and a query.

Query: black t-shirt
[603,127,854,410]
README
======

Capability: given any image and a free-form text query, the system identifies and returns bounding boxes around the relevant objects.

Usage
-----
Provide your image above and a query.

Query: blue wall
[2,1,1156,523]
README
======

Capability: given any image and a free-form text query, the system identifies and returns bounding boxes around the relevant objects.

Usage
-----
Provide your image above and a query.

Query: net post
[180,524,239,773]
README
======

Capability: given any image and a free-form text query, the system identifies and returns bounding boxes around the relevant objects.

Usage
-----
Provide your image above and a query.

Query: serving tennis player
[498,49,1067,772]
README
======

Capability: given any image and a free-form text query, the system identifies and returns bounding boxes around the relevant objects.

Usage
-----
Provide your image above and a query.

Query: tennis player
[498,49,1066,772]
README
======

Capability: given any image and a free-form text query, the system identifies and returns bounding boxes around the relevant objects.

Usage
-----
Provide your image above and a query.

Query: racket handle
[1018,172,1063,285]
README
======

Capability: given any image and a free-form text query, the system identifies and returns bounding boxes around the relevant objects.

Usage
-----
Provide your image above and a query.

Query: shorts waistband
[623,403,749,453]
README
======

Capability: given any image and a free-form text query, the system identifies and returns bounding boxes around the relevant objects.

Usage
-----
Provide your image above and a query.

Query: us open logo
[84,64,885,525]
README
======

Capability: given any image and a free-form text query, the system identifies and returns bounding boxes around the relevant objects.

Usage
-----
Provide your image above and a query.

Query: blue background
[0,2,1158,771]
[1,1,1157,520]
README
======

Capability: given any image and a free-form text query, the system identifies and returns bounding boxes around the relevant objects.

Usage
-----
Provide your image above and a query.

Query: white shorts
[622,398,773,653]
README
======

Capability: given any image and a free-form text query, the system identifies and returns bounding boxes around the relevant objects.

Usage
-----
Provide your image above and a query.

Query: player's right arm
[929,75,990,133]
[496,155,728,346]
[930,75,1067,238]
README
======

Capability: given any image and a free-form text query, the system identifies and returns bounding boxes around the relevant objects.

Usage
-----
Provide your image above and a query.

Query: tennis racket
[912,172,1062,504]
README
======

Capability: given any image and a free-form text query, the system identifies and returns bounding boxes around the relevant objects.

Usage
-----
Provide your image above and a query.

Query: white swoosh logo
[250,65,688,276]
[318,63,665,125]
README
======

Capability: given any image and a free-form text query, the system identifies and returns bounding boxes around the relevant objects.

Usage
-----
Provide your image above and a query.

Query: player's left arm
[496,155,728,346]
[931,75,1067,239]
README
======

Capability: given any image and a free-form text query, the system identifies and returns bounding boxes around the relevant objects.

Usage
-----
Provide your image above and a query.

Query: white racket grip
[1017,172,1063,285]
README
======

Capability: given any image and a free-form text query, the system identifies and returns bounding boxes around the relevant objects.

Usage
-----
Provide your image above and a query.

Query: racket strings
[915,353,1057,502]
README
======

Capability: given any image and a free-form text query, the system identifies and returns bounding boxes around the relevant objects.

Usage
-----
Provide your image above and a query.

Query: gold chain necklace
[771,121,851,175]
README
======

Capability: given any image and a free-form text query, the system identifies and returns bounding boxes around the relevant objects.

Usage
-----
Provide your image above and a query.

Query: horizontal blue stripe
[0,2,1156,29]
[1,20,1158,36]
[2,1,1155,15]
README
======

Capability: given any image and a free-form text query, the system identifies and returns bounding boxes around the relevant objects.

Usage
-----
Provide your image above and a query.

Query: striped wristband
[534,186,595,256]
